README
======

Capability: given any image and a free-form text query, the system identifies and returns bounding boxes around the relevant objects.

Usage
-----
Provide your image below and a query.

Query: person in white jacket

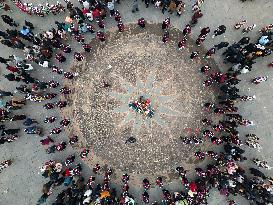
[82,0,89,9]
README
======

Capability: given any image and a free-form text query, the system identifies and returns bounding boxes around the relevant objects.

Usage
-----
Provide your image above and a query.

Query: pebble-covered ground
[68,24,219,183]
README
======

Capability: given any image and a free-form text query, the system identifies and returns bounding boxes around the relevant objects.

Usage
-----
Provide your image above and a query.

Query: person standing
[25,20,34,30]
[204,47,216,58]
[0,89,13,97]
[196,35,205,46]
[238,37,250,45]
[4,73,21,82]
[82,0,90,10]
[162,31,169,43]
[10,115,27,121]
[190,51,199,60]
[200,27,210,36]
[0,1,11,12]
[107,0,115,17]
[0,56,11,65]
[80,148,90,159]
[183,24,191,36]
[1,15,18,27]
[212,25,226,38]
[161,0,168,14]
[6,65,19,73]
[132,0,139,13]
[191,10,203,25]
[177,1,185,16]
[138,18,146,28]
[144,0,150,8]
[162,18,171,30]
[168,0,176,14]
[114,10,121,22]
[23,118,38,126]
[117,21,125,32]
[82,43,91,52]
[97,31,106,42]
[178,37,187,50]
[214,42,229,50]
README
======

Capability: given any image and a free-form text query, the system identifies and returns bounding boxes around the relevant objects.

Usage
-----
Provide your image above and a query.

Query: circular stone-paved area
[69,24,218,181]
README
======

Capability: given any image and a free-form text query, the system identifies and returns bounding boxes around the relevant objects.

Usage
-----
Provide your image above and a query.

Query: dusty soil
[65,23,220,184]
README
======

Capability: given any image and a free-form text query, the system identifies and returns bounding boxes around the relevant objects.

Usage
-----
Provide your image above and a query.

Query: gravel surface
[70,24,217,182]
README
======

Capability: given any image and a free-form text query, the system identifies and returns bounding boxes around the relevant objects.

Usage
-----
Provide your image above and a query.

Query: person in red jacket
[117,21,124,32]
[138,17,145,28]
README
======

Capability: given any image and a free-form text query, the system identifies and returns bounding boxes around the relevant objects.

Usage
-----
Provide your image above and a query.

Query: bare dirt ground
[67,24,219,185]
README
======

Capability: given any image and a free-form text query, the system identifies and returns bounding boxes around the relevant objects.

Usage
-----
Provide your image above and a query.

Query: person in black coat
[0,56,11,65]
[238,37,250,45]
[0,30,9,38]
[144,0,150,8]
[4,73,21,82]
[25,20,34,30]
[1,129,20,136]
[21,73,36,84]
[1,15,18,27]
[249,168,266,179]
[215,42,229,50]
[0,90,13,96]
[75,7,85,19]
[1,39,13,48]
[0,137,6,144]
[6,29,18,37]
[212,25,226,38]
[10,115,27,121]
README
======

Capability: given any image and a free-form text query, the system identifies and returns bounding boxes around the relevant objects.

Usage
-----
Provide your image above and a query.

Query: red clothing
[82,8,89,15]
[192,11,203,20]
[92,9,100,18]
[10,37,20,44]
[6,65,19,73]
[219,75,227,83]
[65,168,70,176]
[189,182,197,192]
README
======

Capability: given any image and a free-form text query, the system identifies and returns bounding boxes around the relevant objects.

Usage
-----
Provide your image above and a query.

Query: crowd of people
[11,0,66,16]
[0,0,273,205]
